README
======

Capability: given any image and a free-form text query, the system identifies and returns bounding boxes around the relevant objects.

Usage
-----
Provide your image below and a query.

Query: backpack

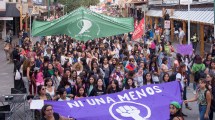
[169,72,177,81]
[194,68,206,82]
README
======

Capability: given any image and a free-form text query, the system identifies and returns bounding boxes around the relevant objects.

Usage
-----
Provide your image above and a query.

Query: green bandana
[170,101,181,109]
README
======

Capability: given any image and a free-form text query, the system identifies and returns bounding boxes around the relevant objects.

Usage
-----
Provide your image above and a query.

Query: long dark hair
[60,75,71,87]
[107,80,120,93]
[37,85,44,96]
[87,75,97,86]
[96,78,105,89]
[209,59,215,69]
[176,53,183,64]
[143,72,153,84]
[149,61,158,72]
[44,77,53,86]
[76,86,86,97]
[41,104,53,117]
[183,55,191,63]
[162,57,168,64]
[170,107,184,120]
[194,55,203,64]
[178,63,186,76]
[163,72,170,82]
[210,73,215,90]
[124,78,136,89]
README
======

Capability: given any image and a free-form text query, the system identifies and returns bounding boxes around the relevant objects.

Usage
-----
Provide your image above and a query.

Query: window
[9,0,13,2]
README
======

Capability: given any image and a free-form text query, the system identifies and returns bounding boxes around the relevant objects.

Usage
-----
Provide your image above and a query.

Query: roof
[146,9,214,25]
[0,3,20,17]
[170,11,214,24]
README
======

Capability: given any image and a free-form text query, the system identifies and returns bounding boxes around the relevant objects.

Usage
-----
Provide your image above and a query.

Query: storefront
[146,8,214,56]
[0,3,20,39]
[126,0,147,20]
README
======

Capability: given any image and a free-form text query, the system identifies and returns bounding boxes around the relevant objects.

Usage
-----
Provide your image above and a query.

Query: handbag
[15,70,21,80]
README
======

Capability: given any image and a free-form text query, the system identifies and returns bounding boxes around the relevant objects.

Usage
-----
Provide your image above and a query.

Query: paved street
[182,85,199,120]
[0,38,32,120]
[0,40,14,95]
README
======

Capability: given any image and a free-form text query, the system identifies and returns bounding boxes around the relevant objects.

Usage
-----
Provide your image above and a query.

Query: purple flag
[176,44,193,55]
[45,81,181,120]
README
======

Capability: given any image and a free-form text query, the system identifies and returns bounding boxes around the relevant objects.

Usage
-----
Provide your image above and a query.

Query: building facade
[146,0,214,56]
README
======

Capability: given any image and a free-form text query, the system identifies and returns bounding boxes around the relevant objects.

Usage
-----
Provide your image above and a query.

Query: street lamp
[28,7,33,40]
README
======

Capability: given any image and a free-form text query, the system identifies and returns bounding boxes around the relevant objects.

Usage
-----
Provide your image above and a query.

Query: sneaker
[193,91,196,95]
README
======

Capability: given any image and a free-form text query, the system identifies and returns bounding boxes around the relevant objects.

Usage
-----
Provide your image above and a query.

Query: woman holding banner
[41,104,74,120]
[176,64,192,111]
[170,101,184,120]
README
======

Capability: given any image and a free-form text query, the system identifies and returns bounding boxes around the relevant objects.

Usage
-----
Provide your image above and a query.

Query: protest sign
[176,44,193,55]
[45,81,181,120]
[164,20,170,29]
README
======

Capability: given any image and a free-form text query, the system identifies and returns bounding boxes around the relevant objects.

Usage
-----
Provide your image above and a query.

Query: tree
[57,0,100,13]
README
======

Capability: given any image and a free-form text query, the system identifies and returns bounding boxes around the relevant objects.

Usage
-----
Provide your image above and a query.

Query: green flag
[32,7,134,42]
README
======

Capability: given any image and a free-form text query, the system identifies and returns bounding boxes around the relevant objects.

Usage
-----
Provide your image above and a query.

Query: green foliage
[57,0,100,13]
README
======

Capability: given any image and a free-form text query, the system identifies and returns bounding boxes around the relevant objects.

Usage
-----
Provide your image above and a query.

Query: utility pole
[19,0,23,31]
[48,0,50,18]
[214,0,215,39]
[28,8,33,40]
[66,0,68,15]
[188,0,190,44]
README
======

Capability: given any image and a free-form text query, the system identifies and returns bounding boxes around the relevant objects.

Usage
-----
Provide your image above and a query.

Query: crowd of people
[7,25,215,120]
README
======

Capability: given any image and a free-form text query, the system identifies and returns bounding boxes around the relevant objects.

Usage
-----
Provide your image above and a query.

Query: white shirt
[46,86,55,98]
[61,55,66,65]
[165,29,170,35]
[58,97,70,101]
[176,73,185,88]
[179,30,185,39]
[128,45,132,52]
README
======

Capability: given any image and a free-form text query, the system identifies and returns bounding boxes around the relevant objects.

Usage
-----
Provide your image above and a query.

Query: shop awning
[170,11,214,25]
[146,9,214,25]
[146,10,163,17]
[0,3,19,17]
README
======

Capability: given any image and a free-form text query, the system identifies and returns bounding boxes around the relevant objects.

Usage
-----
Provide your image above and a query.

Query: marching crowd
[8,26,215,120]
